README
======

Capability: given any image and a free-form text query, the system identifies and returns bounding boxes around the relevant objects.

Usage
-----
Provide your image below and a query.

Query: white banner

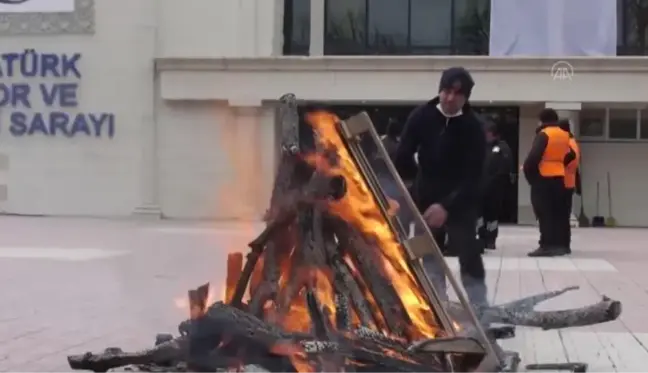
[489,0,617,57]
[0,0,75,13]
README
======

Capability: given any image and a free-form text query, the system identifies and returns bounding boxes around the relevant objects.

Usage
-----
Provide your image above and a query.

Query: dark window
[410,0,452,47]
[579,109,606,137]
[608,109,638,139]
[617,0,648,55]
[367,0,408,52]
[640,109,648,139]
[325,0,367,54]
[453,0,491,55]
[324,0,490,55]
[283,0,311,55]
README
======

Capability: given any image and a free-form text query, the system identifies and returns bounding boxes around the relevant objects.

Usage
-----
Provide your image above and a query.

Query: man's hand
[386,198,400,217]
[423,203,448,228]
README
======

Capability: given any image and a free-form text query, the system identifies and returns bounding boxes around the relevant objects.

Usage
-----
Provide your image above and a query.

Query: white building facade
[2,0,648,226]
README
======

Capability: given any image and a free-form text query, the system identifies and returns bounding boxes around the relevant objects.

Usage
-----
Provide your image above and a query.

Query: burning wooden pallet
[67,94,621,372]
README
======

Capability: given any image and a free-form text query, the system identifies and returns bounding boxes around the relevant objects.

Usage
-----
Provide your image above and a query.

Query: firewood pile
[67,94,622,373]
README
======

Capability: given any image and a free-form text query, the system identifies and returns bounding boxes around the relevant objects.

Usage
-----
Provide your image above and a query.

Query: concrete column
[517,104,544,225]
[227,105,267,220]
[309,0,325,55]
[133,85,162,218]
[0,153,8,208]
[132,114,162,217]
[133,9,161,218]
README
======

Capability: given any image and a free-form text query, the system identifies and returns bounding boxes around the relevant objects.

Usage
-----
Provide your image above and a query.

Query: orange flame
[273,267,337,333]
[304,111,438,339]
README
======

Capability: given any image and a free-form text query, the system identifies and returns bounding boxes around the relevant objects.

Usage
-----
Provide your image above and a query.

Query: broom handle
[596,182,600,215]
[607,172,613,215]
[579,165,585,212]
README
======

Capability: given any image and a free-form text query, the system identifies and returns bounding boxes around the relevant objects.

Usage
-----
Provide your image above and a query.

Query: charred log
[68,338,189,372]
[332,219,410,337]
[235,170,345,309]
[330,252,377,328]
[488,296,620,330]
[69,302,449,372]
[445,287,622,330]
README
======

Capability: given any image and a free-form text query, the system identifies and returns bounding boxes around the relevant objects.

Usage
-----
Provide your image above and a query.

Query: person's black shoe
[557,247,571,256]
[527,247,564,257]
[485,242,497,251]
[443,250,459,257]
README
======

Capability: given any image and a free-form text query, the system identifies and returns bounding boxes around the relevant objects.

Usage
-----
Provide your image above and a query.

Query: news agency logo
[551,60,574,81]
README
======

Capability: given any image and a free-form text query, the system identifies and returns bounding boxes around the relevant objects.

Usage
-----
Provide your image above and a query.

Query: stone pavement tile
[579,270,648,333]
[491,257,521,304]
[594,332,648,371]
[560,331,617,372]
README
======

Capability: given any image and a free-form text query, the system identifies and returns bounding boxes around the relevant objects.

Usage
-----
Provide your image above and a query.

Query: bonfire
[67,94,621,372]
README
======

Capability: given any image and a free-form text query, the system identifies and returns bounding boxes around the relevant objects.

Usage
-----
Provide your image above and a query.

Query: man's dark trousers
[478,181,506,249]
[531,177,567,249]
[560,188,575,250]
[422,210,487,307]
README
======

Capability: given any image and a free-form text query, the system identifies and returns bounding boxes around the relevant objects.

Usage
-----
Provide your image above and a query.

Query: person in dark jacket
[381,118,401,161]
[394,66,488,308]
[478,119,513,251]
[524,109,574,257]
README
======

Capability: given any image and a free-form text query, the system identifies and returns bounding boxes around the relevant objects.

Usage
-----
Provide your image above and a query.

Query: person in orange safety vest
[558,118,581,254]
[523,109,575,257]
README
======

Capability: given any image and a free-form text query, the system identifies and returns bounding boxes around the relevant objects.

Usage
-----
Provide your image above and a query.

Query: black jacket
[523,124,576,186]
[482,139,513,194]
[394,98,486,215]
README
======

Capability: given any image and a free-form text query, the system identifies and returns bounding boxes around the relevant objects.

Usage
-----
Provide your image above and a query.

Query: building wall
[155,0,284,220]
[156,101,277,220]
[0,0,283,218]
[578,142,648,227]
[0,0,156,216]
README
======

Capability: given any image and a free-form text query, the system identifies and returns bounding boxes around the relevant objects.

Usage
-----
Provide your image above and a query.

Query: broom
[606,171,617,227]
[591,182,605,227]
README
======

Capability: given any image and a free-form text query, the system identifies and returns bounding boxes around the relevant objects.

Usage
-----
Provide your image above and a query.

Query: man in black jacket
[394,67,488,307]
[478,119,513,251]
[381,118,402,161]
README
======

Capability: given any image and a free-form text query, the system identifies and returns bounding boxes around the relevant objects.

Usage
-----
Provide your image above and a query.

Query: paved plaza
[0,217,647,371]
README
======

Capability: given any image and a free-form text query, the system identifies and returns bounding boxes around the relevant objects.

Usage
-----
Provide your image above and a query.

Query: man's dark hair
[538,108,559,124]
[483,118,499,136]
[557,118,571,132]
[439,66,475,99]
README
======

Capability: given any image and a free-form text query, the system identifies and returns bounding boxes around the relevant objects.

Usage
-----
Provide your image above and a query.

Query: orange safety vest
[564,138,580,189]
[538,127,571,177]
